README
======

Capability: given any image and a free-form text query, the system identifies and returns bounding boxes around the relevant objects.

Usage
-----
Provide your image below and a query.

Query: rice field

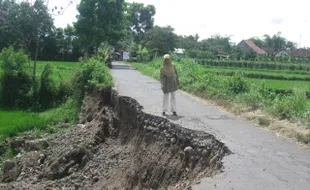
[35,61,80,82]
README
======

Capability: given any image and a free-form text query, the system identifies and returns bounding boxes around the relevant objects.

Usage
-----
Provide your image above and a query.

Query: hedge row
[197,59,310,72]
[207,71,310,81]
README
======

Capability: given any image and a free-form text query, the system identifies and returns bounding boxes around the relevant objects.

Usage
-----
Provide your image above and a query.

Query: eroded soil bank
[0,88,231,190]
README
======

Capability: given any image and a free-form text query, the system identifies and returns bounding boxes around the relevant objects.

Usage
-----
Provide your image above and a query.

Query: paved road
[111,62,310,190]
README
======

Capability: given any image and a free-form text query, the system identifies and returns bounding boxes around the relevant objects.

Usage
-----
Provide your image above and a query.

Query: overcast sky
[50,0,310,47]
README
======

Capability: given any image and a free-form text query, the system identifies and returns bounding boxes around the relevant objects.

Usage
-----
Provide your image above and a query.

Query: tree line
[0,0,302,63]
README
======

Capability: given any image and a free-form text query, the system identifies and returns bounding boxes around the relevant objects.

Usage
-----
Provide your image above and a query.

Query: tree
[127,2,156,43]
[75,0,126,60]
[260,32,297,51]
[143,26,178,56]
[0,0,53,85]
[200,34,232,53]
[177,34,200,50]
[29,0,54,85]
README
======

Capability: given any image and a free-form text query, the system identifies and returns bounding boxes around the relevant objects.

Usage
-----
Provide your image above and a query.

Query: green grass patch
[34,61,79,82]
[0,98,79,142]
[248,78,310,90]
[0,110,46,140]
[0,58,112,142]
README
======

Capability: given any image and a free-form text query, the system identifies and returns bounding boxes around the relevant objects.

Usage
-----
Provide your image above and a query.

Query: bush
[36,64,74,111]
[38,64,57,109]
[227,74,249,94]
[72,58,113,103]
[269,90,310,119]
[0,47,32,108]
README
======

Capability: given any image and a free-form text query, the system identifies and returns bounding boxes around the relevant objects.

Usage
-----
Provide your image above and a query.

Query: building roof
[217,48,228,55]
[244,40,267,55]
[289,49,310,57]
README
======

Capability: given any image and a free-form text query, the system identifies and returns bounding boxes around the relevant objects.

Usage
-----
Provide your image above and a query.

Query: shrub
[38,64,57,109]
[269,90,310,120]
[56,81,73,104]
[72,58,113,103]
[227,74,249,94]
[0,47,32,108]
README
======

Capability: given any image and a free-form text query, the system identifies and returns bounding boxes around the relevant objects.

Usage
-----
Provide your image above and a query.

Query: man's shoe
[173,112,177,116]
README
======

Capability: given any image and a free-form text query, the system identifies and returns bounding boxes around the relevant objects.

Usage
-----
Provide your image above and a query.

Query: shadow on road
[111,64,135,70]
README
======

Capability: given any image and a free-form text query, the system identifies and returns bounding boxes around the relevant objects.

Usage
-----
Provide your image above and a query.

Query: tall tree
[177,34,200,50]
[75,0,126,60]
[30,0,54,84]
[200,34,232,53]
[0,0,53,84]
[127,2,156,43]
[143,25,178,56]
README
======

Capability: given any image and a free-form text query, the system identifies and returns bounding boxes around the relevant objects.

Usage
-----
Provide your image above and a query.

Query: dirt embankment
[0,88,231,190]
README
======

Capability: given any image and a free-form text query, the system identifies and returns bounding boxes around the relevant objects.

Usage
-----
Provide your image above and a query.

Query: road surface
[111,62,310,190]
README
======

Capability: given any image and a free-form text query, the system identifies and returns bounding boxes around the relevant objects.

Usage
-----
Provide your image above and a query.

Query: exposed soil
[0,88,230,190]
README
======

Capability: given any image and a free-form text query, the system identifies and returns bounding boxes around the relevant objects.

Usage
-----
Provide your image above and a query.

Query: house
[275,49,310,58]
[289,49,310,58]
[237,40,267,55]
[216,48,229,59]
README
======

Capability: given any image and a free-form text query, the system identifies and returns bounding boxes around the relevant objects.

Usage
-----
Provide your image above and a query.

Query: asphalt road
[111,62,310,190]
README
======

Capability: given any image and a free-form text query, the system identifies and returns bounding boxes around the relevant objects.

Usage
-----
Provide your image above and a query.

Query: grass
[0,61,80,142]
[0,110,46,140]
[248,78,310,90]
[131,59,310,121]
[204,66,310,78]
[0,98,80,142]
[131,59,310,144]
[132,61,310,91]
[0,58,113,142]
[34,61,79,82]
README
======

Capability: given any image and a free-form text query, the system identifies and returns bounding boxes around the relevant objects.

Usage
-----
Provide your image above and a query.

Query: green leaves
[143,26,178,56]
[75,0,126,58]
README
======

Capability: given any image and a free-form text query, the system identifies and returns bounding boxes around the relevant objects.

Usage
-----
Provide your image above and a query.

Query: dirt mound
[0,88,231,190]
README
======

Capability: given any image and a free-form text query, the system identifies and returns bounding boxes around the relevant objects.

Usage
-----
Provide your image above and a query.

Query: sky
[50,0,310,47]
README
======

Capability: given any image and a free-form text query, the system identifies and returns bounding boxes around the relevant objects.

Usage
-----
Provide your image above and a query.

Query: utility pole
[299,35,302,48]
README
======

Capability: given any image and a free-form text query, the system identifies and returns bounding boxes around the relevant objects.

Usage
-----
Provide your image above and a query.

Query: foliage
[132,58,310,123]
[177,34,200,50]
[143,26,178,56]
[200,34,233,54]
[227,74,249,94]
[75,0,126,59]
[72,58,113,102]
[38,64,57,109]
[0,47,32,108]
[0,98,80,141]
[0,110,46,141]
[137,47,151,62]
[197,59,310,72]
[127,2,156,43]
[186,49,216,59]
[268,90,310,120]
[41,98,79,125]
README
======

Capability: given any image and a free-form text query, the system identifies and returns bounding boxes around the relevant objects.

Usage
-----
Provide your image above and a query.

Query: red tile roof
[244,40,267,55]
[289,49,310,57]
[217,48,228,55]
